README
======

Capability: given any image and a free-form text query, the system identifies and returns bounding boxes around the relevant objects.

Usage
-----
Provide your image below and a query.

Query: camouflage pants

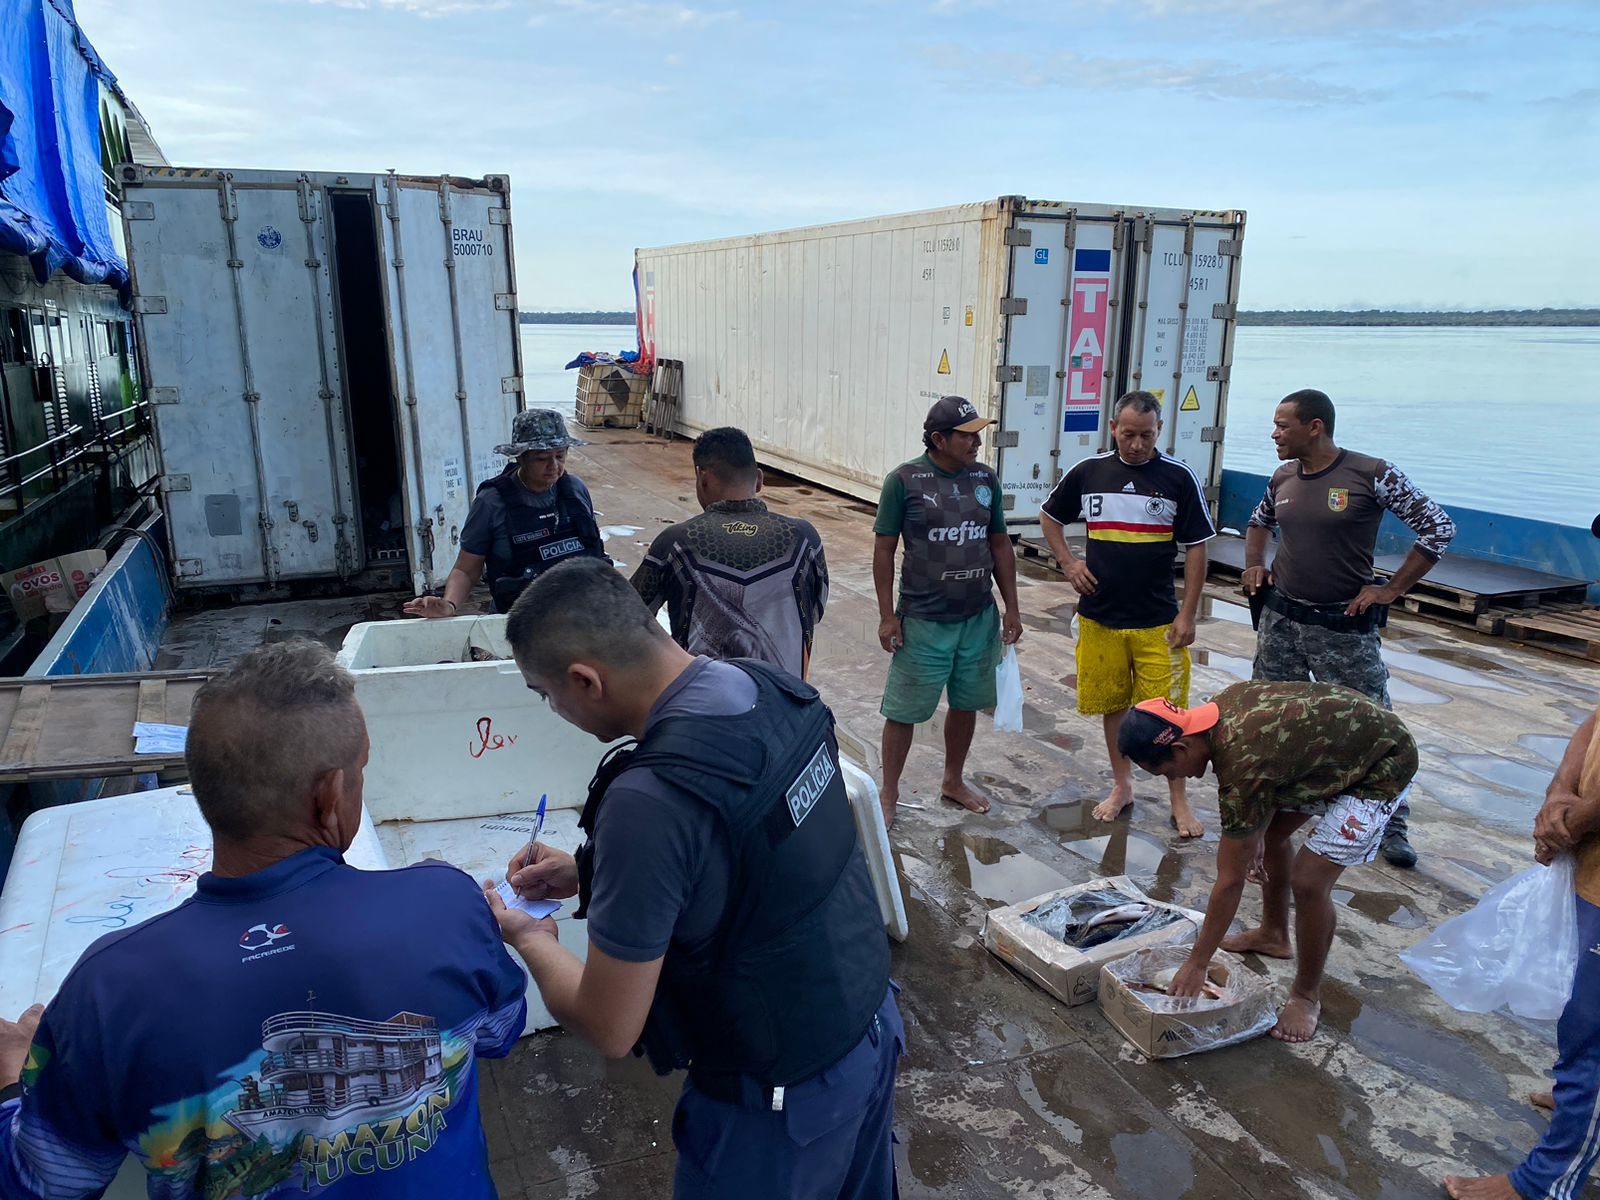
[1253,606,1409,835]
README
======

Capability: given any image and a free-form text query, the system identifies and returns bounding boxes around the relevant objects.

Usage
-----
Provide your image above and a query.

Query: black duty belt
[1259,584,1387,635]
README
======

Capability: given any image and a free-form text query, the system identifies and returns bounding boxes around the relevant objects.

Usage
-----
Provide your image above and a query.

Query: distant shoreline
[521,309,1600,328]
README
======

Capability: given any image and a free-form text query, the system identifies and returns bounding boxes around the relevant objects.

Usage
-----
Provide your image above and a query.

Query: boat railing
[0,398,150,517]
[260,1010,440,1041]
[261,1041,434,1075]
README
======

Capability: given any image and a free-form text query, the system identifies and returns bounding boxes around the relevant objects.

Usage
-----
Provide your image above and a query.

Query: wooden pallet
[0,670,213,782]
[1501,608,1600,663]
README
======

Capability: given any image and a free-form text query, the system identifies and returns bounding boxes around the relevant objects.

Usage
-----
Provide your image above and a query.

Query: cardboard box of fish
[1097,944,1277,1058]
[981,876,1205,1008]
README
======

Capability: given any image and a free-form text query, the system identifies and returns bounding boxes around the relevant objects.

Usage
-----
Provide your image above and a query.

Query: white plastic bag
[993,646,1024,732]
[1400,856,1579,1020]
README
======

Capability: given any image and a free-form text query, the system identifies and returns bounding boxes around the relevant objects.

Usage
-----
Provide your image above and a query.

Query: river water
[519,324,1600,525]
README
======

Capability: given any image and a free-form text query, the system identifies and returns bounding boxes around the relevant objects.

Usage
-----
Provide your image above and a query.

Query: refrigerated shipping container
[636,197,1245,531]
[120,166,524,593]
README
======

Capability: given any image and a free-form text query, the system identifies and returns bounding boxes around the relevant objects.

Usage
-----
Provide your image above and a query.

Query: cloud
[286,0,735,22]
[1094,0,1532,37]
[920,43,1385,106]
[1532,86,1600,109]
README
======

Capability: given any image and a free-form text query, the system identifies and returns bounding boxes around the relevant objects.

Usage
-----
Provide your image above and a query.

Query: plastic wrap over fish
[1021,887,1187,949]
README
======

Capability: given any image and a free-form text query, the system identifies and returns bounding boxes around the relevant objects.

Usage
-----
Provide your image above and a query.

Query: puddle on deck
[1382,647,1521,694]
[1199,596,1252,626]
[1036,801,1203,903]
[1519,733,1573,765]
[1415,751,1553,833]
[1330,887,1427,929]
[937,832,1071,907]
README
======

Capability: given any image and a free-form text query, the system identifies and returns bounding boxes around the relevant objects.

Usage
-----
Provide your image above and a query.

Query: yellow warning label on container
[937,349,951,374]
[1150,388,1165,407]
[1180,385,1201,412]
[964,307,974,327]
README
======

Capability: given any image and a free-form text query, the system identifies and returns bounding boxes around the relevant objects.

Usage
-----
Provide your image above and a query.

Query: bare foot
[880,789,897,830]
[1442,1174,1519,1199]
[1530,1090,1554,1111]
[1169,797,1205,839]
[1270,993,1321,1043]
[1092,780,1134,822]
[1221,927,1294,959]
[940,779,991,815]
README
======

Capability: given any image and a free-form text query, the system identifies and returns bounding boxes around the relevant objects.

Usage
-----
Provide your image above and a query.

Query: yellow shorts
[1074,615,1190,716]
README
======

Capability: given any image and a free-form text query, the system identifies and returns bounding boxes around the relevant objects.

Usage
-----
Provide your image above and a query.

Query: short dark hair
[186,641,366,842]
[1112,390,1162,420]
[1282,389,1335,436]
[505,558,669,679]
[693,426,759,483]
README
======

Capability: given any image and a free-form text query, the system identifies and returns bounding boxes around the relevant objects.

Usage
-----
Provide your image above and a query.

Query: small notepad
[495,881,561,920]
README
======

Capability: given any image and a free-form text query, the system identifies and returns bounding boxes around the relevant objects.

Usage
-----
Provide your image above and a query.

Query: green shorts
[880,606,1002,724]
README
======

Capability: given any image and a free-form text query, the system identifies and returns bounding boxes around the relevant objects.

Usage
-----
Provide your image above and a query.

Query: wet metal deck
[162,430,1600,1199]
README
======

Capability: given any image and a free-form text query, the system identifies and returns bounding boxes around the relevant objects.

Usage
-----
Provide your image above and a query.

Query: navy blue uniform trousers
[671,987,903,1200]
[1512,895,1600,1199]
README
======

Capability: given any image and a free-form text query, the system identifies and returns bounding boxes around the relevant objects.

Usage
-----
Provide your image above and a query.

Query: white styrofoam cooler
[0,788,389,1022]
[338,615,908,941]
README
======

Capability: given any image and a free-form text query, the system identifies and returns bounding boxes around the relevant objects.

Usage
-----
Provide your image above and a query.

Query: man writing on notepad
[487,559,902,1200]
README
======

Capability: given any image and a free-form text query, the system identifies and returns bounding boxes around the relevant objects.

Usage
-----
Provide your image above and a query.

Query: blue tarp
[0,0,129,296]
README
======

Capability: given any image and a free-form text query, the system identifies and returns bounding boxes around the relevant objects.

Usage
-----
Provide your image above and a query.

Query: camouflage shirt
[1207,681,1418,836]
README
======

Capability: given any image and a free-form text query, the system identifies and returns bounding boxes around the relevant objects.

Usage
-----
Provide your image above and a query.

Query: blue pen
[525,793,548,868]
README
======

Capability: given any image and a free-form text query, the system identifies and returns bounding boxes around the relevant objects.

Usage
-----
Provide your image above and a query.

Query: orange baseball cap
[1117,696,1220,761]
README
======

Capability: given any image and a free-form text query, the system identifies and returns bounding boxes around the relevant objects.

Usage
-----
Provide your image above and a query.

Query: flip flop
[940,791,992,815]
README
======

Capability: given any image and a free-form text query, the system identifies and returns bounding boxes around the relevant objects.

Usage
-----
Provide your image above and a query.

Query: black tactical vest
[574,660,891,1089]
[482,467,604,612]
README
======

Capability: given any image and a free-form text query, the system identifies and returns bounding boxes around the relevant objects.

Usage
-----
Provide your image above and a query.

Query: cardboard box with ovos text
[2,551,107,623]
[1098,945,1277,1059]
[981,876,1204,1008]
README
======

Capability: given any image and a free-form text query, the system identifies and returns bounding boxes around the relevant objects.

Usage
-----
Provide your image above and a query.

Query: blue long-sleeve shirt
[0,847,527,1199]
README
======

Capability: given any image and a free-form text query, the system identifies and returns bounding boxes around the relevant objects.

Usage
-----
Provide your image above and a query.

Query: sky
[79,0,1600,311]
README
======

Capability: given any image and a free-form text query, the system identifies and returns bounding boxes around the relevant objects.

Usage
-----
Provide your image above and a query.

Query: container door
[377,174,523,593]
[993,211,1122,526]
[123,169,354,586]
[1124,216,1245,500]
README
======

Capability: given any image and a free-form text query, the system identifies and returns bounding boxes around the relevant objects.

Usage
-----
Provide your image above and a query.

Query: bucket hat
[494,408,588,457]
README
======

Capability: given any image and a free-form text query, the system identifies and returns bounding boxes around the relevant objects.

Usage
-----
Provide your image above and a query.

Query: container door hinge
[161,473,191,493]
[1203,485,1221,503]
[1211,302,1236,320]
[1206,365,1230,382]
[994,430,1020,448]
[995,365,1022,384]
[489,208,511,225]
[999,297,1028,316]
[501,375,523,394]
[1201,426,1224,443]
[133,296,168,315]
[1003,227,1032,247]
[1001,494,1016,511]
[1218,239,1243,257]
[149,387,179,405]
[124,201,155,221]
[1131,218,1153,244]
[176,558,205,578]
[494,293,517,311]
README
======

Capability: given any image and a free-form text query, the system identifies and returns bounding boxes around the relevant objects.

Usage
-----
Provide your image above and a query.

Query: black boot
[1379,808,1417,868]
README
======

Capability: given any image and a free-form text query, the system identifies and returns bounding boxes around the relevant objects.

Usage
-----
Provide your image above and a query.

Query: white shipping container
[636,196,1245,530]
[120,166,524,591]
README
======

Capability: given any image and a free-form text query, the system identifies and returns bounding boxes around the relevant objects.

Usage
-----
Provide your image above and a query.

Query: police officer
[403,408,606,618]
[484,558,902,1200]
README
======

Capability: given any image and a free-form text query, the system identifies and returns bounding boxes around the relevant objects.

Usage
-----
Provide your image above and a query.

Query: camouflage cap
[494,408,588,457]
